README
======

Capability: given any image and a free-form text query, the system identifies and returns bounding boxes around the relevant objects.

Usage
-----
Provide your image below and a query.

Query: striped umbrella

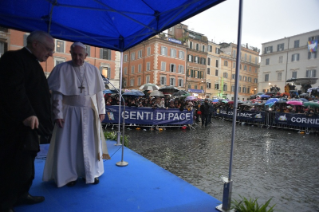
[139,83,159,91]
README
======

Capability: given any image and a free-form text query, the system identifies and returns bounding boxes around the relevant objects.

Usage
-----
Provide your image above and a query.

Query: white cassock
[43,61,110,187]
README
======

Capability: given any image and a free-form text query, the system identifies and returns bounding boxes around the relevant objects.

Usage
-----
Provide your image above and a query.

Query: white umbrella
[149,90,164,97]
[139,83,159,91]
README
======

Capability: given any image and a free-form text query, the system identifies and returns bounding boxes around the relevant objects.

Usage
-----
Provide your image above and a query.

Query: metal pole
[115,52,124,146]
[216,0,243,211]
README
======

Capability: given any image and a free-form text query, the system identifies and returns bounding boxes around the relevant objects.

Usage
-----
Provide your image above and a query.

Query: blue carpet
[15,140,221,212]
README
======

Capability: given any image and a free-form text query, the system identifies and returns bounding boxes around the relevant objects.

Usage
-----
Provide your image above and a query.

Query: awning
[188,89,204,93]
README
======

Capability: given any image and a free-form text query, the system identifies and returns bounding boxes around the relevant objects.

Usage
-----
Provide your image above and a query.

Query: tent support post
[216,0,243,211]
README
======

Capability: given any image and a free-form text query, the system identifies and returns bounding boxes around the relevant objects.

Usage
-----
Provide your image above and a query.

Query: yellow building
[206,41,222,98]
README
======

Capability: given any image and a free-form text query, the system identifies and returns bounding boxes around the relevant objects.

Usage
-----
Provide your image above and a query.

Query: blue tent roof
[0,0,225,51]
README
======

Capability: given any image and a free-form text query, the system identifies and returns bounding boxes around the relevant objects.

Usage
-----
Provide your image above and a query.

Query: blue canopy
[0,0,225,52]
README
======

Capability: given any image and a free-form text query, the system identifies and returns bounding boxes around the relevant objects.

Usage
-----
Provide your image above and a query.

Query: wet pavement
[115,119,319,212]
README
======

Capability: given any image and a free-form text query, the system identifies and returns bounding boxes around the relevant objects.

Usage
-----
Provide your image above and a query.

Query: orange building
[0,28,120,87]
[122,35,187,90]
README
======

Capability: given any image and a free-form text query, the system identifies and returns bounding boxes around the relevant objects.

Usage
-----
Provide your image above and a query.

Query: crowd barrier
[213,109,319,133]
[102,105,193,127]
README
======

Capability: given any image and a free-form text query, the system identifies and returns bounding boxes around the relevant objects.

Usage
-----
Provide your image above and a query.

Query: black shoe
[16,194,45,205]
[93,177,99,184]
[67,181,77,187]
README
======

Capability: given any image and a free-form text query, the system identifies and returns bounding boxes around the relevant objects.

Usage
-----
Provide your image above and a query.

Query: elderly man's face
[70,45,87,66]
[32,36,55,62]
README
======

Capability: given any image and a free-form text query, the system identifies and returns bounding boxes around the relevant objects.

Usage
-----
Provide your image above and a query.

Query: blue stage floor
[15,140,221,212]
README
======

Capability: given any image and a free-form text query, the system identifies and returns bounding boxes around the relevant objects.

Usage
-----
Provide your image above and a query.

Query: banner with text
[275,112,319,128]
[216,109,266,122]
[103,106,193,125]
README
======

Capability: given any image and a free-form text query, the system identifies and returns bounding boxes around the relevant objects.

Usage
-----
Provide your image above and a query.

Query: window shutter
[306,70,309,77]
[291,54,293,61]
[108,68,111,79]
[100,48,103,59]
[314,70,317,77]
[308,52,311,59]
[108,49,111,60]
[297,54,300,61]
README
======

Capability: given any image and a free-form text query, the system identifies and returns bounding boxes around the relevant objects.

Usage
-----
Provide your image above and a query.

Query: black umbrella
[172,90,188,97]
[159,86,179,94]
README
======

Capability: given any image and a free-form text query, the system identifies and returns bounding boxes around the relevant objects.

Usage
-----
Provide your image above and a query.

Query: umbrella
[159,86,180,94]
[287,100,303,106]
[149,90,164,97]
[299,98,309,102]
[122,90,145,97]
[185,96,197,101]
[303,102,319,108]
[260,94,271,100]
[139,83,159,91]
[227,101,234,104]
[212,99,219,103]
[103,89,119,94]
[265,98,279,106]
[173,90,190,97]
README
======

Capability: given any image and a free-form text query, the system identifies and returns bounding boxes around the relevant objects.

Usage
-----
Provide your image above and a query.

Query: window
[216,60,219,67]
[138,50,142,58]
[170,77,175,86]
[147,47,151,56]
[247,87,250,94]
[243,87,246,93]
[196,43,199,51]
[248,77,251,82]
[160,76,167,85]
[131,52,135,60]
[146,75,150,83]
[188,84,191,89]
[188,54,193,62]
[179,51,184,59]
[308,52,317,59]
[265,74,269,82]
[233,62,236,69]
[277,72,282,80]
[208,57,211,65]
[131,66,135,74]
[249,55,251,62]
[215,69,218,76]
[207,82,211,88]
[232,74,235,79]
[207,68,210,75]
[178,79,183,87]
[124,67,128,74]
[146,62,151,71]
[239,75,242,81]
[233,50,236,58]
[243,76,247,81]
[189,41,193,49]
[138,64,142,73]
[171,49,176,58]
[255,68,258,73]
[194,85,198,89]
[254,78,258,83]
[202,45,205,52]
[123,79,127,87]
[170,64,176,72]
[244,65,247,71]
[292,71,297,78]
[223,72,228,78]
[194,56,198,63]
[138,77,141,86]
[294,40,299,48]
[201,58,206,65]
[306,70,316,77]
[54,58,65,66]
[266,58,270,65]
[56,40,64,53]
[279,56,283,63]
[161,62,166,71]
[264,46,273,54]
[124,54,128,62]
[239,86,241,93]
[201,86,203,90]
[249,66,251,72]
[291,53,299,62]
[215,48,220,54]
[178,65,184,73]
[255,57,258,64]
[244,54,247,61]
[161,46,167,55]
[214,83,219,90]
[240,64,242,70]
[85,45,91,57]
[277,43,284,51]
[130,79,134,86]
[209,45,212,52]
[231,85,235,92]
[224,61,228,66]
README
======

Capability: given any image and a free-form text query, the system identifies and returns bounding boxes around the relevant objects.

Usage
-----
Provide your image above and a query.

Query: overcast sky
[182,0,319,50]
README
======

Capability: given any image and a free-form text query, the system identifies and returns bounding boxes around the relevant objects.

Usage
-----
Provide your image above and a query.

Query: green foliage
[104,131,129,147]
[232,196,275,212]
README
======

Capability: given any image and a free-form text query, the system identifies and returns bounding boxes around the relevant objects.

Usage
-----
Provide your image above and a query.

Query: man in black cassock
[0,31,55,212]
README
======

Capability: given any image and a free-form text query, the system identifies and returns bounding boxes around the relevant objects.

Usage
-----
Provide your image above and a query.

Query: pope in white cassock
[43,42,110,187]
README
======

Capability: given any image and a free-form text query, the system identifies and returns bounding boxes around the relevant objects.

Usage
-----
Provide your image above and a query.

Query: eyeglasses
[38,41,55,54]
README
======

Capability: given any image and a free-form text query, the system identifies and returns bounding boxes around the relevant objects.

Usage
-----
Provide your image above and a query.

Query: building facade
[0,28,120,88]
[122,35,187,90]
[220,43,260,100]
[259,29,319,93]
[206,41,221,98]
[170,23,208,98]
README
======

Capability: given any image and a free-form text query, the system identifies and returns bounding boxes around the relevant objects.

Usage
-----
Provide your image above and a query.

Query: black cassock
[0,48,53,209]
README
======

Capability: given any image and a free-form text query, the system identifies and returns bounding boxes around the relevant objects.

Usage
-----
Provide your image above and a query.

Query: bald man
[0,31,55,212]
[43,42,110,188]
